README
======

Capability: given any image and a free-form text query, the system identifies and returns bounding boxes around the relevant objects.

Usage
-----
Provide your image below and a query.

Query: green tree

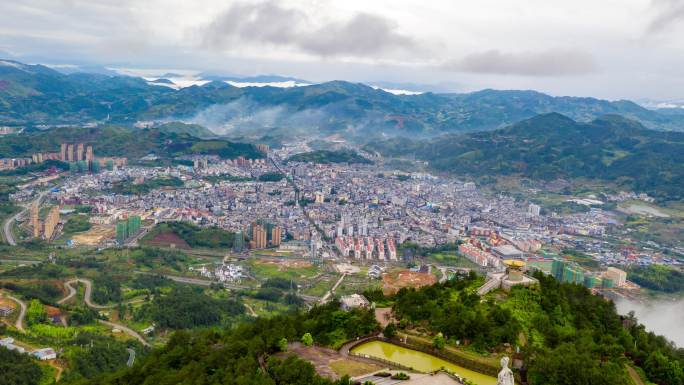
[644,351,684,385]
[278,338,288,352]
[383,323,397,339]
[301,332,314,346]
[0,347,43,385]
[433,332,445,350]
[25,299,47,326]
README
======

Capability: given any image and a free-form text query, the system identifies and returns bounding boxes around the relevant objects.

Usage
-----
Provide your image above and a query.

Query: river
[351,340,497,385]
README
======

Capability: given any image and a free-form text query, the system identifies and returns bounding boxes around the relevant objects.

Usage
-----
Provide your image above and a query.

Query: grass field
[329,359,383,377]
[426,252,480,268]
[247,258,320,282]
[617,201,684,248]
[242,297,292,317]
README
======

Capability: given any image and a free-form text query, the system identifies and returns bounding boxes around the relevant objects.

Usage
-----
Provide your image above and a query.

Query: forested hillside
[0,125,262,160]
[63,274,684,385]
[3,59,684,135]
[367,113,684,200]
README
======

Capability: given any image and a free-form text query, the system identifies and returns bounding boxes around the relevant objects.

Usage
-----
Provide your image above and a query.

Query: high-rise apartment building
[271,226,282,247]
[116,221,128,244]
[30,201,40,238]
[233,231,244,251]
[66,144,74,162]
[76,143,84,161]
[252,224,267,249]
[43,206,60,240]
[60,143,67,161]
[85,146,93,162]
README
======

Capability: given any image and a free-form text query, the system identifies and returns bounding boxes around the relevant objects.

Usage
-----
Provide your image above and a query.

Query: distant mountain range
[2,58,684,139]
[367,113,684,200]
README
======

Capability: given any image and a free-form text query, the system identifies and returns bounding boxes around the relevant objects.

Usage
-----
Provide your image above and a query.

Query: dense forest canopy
[627,265,684,293]
[64,301,379,385]
[58,274,684,385]
[286,150,372,165]
[367,113,684,200]
[0,345,43,385]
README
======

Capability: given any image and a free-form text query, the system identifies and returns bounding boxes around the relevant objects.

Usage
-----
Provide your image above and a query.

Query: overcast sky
[1,0,684,99]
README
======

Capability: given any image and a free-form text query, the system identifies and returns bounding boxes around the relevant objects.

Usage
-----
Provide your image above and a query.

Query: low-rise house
[340,294,370,311]
[0,337,25,353]
[32,348,57,360]
[368,264,384,279]
[0,306,14,317]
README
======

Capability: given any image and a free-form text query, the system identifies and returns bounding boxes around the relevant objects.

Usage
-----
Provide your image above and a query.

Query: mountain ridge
[1,58,684,135]
[366,112,684,200]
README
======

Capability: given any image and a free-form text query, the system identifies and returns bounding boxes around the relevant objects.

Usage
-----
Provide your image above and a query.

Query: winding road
[3,208,23,246]
[58,278,150,346]
[59,279,113,309]
[3,191,47,246]
[126,348,136,367]
[98,319,149,347]
[4,294,27,332]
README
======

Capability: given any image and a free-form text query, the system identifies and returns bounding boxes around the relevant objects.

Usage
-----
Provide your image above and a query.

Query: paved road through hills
[58,278,150,346]
[3,191,47,246]
[5,294,27,332]
[126,348,136,367]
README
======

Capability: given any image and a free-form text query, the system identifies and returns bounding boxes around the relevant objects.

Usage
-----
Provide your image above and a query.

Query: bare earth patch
[382,271,437,295]
[256,258,313,270]
[145,231,191,249]
[375,307,394,328]
[282,342,382,380]
[329,359,383,377]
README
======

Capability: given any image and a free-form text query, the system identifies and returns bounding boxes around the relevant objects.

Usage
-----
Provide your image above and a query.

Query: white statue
[497,356,514,385]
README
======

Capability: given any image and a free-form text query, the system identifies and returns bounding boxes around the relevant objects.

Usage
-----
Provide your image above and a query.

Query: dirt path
[244,303,257,317]
[285,342,382,380]
[374,308,393,328]
[321,274,346,303]
[48,360,64,382]
[626,365,646,385]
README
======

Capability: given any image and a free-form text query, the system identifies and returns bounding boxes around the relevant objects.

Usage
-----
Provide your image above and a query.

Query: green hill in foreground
[59,273,683,385]
[367,113,684,200]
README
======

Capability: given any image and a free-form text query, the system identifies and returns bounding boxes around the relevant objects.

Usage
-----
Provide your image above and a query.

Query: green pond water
[351,340,497,385]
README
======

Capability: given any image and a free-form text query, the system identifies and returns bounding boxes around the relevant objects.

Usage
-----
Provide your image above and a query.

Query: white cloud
[444,49,597,77]
[0,0,684,99]
[202,1,417,59]
[648,0,684,33]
